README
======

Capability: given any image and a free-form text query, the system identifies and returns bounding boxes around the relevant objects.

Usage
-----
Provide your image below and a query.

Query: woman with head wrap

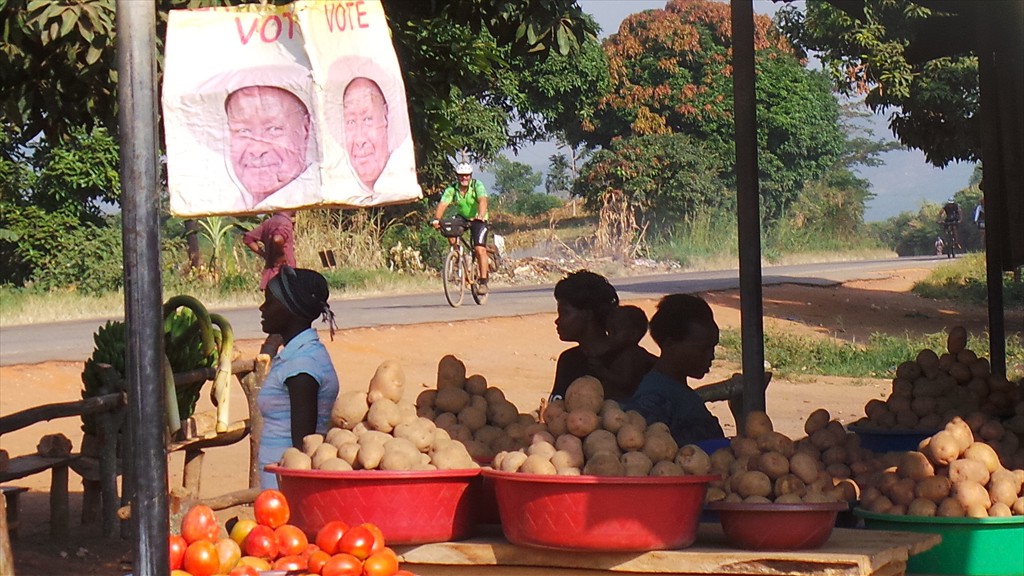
[258,266,340,489]
[547,270,656,404]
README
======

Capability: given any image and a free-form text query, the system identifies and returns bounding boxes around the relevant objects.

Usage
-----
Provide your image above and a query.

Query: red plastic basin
[268,466,481,544]
[482,469,716,551]
[707,501,849,550]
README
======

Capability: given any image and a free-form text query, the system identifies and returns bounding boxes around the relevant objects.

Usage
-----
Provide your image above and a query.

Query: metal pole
[117,1,168,574]
[731,0,766,425]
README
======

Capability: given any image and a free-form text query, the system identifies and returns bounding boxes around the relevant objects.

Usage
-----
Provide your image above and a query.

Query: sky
[479,0,975,222]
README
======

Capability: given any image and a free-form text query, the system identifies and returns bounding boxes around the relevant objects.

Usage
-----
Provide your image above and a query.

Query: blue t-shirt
[257,328,339,488]
[621,370,724,446]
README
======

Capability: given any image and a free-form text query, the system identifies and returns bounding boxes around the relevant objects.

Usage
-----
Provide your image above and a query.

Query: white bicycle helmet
[455,162,473,175]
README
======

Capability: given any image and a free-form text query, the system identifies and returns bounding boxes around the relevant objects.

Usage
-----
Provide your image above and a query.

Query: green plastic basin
[854,508,1024,575]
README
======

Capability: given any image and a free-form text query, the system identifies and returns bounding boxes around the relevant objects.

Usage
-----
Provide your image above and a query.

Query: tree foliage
[776,0,981,167]
[573,133,727,231]
[574,0,843,222]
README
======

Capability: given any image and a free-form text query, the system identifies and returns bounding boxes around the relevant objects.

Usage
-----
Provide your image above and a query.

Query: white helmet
[455,162,473,175]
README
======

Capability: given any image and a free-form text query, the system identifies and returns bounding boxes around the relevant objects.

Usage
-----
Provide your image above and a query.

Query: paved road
[0,256,945,365]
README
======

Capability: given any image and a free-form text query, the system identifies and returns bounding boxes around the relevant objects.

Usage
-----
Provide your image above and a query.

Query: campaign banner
[163,1,422,217]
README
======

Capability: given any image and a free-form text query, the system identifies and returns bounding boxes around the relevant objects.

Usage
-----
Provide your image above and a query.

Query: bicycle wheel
[469,252,488,305]
[442,249,465,307]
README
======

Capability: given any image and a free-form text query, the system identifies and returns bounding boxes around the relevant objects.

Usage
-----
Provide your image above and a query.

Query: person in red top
[244,211,296,290]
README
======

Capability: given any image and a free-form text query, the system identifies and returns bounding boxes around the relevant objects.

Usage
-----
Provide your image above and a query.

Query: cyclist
[432,162,490,294]
[937,197,963,250]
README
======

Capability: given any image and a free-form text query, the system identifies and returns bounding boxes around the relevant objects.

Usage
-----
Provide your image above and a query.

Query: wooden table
[393,524,940,576]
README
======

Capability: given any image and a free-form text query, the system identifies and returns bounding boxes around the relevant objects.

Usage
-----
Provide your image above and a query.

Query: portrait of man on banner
[322,56,420,207]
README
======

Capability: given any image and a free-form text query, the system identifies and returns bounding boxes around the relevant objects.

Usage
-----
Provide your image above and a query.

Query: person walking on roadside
[244,211,297,290]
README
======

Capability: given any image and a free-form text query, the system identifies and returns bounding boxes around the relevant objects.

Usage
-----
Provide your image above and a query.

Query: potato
[774,474,807,498]
[457,404,487,431]
[326,427,358,448]
[521,454,557,475]
[545,412,569,437]
[949,459,990,486]
[487,400,519,428]
[584,452,625,476]
[710,447,735,474]
[601,406,628,433]
[730,437,760,459]
[675,445,712,475]
[330,390,369,430]
[866,495,894,514]
[758,432,795,458]
[499,450,528,472]
[435,386,471,414]
[584,429,620,460]
[989,476,1020,507]
[302,434,325,456]
[336,442,360,466]
[621,451,654,476]
[915,475,951,502]
[888,478,917,507]
[437,354,467,389]
[465,374,488,395]
[804,409,831,436]
[649,460,685,476]
[907,498,938,517]
[898,451,935,480]
[394,418,436,452]
[755,451,790,480]
[565,376,605,413]
[789,452,821,485]
[952,479,991,510]
[1012,497,1024,516]
[368,359,405,404]
[925,430,961,466]
[379,438,420,471]
[946,325,968,355]
[311,443,340,469]
[527,440,557,460]
[318,458,354,472]
[566,409,600,438]
[430,439,478,470]
[624,410,647,430]
[550,450,580,471]
[736,470,772,499]
[366,397,402,433]
[774,493,803,504]
[616,423,646,452]
[643,432,679,464]
[743,411,774,439]
[279,447,312,470]
[356,441,386,470]
[555,434,585,466]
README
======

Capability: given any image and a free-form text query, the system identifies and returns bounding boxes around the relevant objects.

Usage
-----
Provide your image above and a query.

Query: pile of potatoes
[415,355,548,462]
[492,376,714,477]
[705,411,853,505]
[858,415,1024,517]
[277,359,478,472]
[853,326,1023,434]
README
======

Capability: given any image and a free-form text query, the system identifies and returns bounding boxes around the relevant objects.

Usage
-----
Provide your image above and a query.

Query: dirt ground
[2,265,1017,575]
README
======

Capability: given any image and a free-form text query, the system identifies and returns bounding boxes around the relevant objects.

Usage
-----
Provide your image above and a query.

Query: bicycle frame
[442,229,486,307]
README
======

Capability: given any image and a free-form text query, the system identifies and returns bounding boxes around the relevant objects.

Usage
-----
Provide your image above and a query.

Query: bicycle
[940,221,961,258]
[438,218,488,307]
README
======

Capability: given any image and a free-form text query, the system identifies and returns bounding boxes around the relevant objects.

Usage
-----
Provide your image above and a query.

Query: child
[587,305,656,402]
[621,293,725,446]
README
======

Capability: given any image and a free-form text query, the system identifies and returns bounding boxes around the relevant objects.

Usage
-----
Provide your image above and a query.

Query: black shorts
[458,216,488,247]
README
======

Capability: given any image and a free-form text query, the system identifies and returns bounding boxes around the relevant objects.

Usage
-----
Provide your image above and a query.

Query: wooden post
[183,449,204,499]
[50,464,70,540]
[0,494,12,576]
[240,355,271,489]
[96,365,127,538]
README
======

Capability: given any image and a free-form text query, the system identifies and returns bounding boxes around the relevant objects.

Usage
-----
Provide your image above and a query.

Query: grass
[718,328,1024,381]
[913,252,1024,307]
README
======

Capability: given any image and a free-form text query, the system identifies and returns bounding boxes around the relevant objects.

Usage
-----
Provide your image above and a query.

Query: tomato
[170,571,192,576]
[362,549,399,576]
[301,542,321,559]
[236,555,272,570]
[214,537,242,573]
[338,524,376,560]
[321,553,363,576]
[229,518,258,547]
[183,539,220,576]
[254,489,291,528]
[243,524,279,560]
[275,523,309,556]
[307,549,332,574]
[392,571,417,576]
[358,523,387,555]
[315,520,349,555]
[273,554,308,571]
[168,534,188,570]
[227,565,260,576]
[181,504,220,544]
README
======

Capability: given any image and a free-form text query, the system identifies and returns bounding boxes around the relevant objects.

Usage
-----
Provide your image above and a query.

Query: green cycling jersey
[440,179,488,219]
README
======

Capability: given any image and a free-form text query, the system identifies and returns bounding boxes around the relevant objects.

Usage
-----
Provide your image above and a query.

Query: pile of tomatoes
[169,489,417,576]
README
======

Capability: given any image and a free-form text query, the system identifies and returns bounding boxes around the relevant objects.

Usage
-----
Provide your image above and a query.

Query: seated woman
[548,270,655,404]
[257,266,340,489]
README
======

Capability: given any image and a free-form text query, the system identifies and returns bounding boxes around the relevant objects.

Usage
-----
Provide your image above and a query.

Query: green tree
[573,132,727,231]
[577,0,843,222]
[489,156,542,201]
[776,0,980,167]
[545,153,572,197]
